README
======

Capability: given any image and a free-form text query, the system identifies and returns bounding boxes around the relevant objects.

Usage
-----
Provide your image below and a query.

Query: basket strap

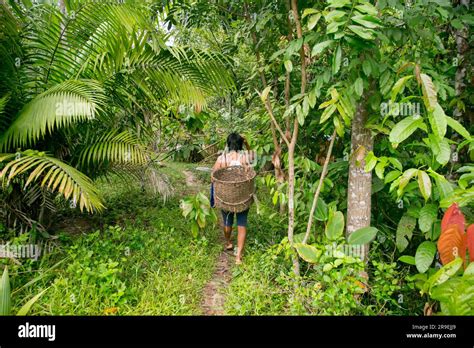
[214,194,253,206]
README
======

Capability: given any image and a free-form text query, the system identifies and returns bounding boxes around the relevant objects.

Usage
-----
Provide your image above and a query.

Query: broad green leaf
[396,215,416,252]
[332,45,342,74]
[384,170,401,184]
[325,210,344,240]
[398,255,416,265]
[364,151,377,172]
[347,226,378,245]
[320,103,337,124]
[362,60,372,76]
[319,98,337,109]
[315,197,328,221]
[415,241,437,273]
[388,157,403,171]
[0,267,11,315]
[399,168,418,191]
[435,138,451,166]
[418,204,438,234]
[333,116,344,137]
[308,13,322,30]
[423,257,463,294]
[351,14,381,29]
[391,75,413,102]
[420,73,437,110]
[327,0,351,8]
[311,40,334,57]
[348,25,374,40]
[354,77,363,97]
[284,60,293,73]
[446,116,471,140]
[260,86,271,103]
[294,243,321,263]
[389,116,424,144]
[302,8,319,18]
[375,161,387,179]
[429,103,447,139]
[355,3,378,16]
[464,262,474,276]
[418,170,432,201]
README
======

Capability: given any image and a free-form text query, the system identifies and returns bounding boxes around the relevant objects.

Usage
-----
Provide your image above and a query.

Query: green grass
[7,161,221,315]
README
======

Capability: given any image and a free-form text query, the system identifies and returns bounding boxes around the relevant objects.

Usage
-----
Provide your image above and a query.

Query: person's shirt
[212,150,249,174]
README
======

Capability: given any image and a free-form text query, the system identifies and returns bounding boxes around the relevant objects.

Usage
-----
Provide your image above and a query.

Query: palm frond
[77,130,149,168]
[0,151,104,212]
[0,79,106,151]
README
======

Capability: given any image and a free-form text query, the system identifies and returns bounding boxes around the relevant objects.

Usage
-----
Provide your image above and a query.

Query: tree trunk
[453,0,469,123]
[346,98,373,261]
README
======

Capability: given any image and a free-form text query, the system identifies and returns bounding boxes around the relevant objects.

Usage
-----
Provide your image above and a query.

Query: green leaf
[388,157,403,171]
[384,170,401,184]
[389,116,424,144]
[399,168,418,191]
[446,116,471,140]
[284,60,293,73]
[333,116,344,137]
[315,197,328,221]
[398,255,416,265]
[464,262,474,276]
[294,243,321,263]
[351,14,381,29]
[396,215,416,252]
[423,257,463,295]
[0,266,11,315]
[325,210,344,240]
[362,59,372,76]
[355,3,378,16]
[347,226,378,245]
[415,241,437,273]
[332,45,342,74]
[260,86,271,103]
[302,8,319,18]
[391,75,413,102]
[311,40,334,57]
[319,103,337,124]
[375,161,387,179]
[418,170,432,201]
[308,13,322,30]
[420,73,438,110]
[327,0,351,8]
[364,151,377,172]
[429,103,447,139]
[435,138,451,166]
[418,204,438,234]
[348,25,374,40]
[354,77,363,97]
[16,288,48,316]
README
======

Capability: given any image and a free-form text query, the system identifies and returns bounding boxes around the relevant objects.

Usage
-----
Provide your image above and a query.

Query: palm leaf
[0,79,106,151]
[77,130,149,167]
[0,151,104,212]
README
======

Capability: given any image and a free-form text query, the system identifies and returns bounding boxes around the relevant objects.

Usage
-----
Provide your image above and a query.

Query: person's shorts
[221,209,249,227]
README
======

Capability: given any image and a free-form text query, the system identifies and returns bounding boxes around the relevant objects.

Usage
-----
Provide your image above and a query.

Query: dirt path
[201,244,232,315]
[182,168,232,315]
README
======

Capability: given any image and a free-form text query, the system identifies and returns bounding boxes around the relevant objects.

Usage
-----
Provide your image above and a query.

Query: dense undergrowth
[3,163,220,315]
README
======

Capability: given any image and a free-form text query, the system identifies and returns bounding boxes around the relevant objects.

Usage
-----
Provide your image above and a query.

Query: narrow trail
[182,167,232,315]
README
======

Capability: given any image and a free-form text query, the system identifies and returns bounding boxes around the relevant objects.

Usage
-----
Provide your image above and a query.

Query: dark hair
[226,132,243,151]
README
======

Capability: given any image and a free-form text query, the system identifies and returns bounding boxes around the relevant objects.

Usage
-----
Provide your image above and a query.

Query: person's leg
[221,210,234,250]
[235,209,249,264]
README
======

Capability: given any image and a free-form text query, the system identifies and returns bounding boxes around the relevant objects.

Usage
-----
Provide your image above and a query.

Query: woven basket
[211,166,256,213]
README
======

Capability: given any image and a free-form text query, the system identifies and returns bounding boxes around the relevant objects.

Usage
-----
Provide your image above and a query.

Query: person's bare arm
[211,154,224,181]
